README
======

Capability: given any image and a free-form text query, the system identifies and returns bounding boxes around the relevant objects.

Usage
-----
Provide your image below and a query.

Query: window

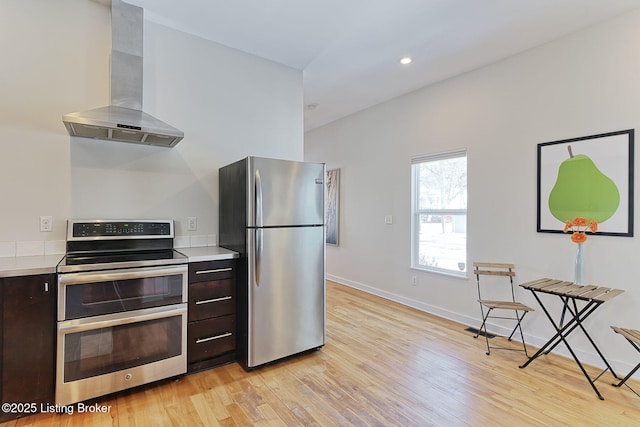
[411,149,467,276]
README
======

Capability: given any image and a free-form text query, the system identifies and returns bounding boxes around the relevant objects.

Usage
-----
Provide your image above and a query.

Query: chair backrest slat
[473,262,514,269]
[473,269,515,277]
[474,261,517,303]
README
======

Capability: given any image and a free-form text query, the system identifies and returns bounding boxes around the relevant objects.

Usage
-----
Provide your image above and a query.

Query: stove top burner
[58,220,188,273]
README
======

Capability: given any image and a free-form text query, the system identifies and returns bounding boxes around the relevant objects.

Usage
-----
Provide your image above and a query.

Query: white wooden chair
[473,262,533,356]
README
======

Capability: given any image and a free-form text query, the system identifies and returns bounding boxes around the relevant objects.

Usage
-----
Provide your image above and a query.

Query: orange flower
[563,217,597,243]
[572,217,588,227]
[571,232,588,244]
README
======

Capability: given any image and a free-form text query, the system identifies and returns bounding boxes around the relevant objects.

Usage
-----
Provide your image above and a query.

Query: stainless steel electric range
[55,219,188,406]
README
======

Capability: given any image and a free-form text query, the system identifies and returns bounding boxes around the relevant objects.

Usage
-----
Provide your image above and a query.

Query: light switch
[384,215,393,225]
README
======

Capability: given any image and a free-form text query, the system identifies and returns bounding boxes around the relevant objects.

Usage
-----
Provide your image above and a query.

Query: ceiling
[124,0,640,132]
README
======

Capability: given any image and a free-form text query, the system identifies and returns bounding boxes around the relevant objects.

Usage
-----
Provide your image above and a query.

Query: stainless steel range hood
[63,0,183,147]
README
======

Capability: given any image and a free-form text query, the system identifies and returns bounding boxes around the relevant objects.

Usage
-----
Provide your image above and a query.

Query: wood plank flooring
[3,280,639,426]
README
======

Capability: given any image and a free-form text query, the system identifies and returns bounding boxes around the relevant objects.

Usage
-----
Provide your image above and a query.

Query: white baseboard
[327,274,638,380]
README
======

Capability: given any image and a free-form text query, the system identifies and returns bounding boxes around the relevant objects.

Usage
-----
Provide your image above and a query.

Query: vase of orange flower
[563,217,597,285]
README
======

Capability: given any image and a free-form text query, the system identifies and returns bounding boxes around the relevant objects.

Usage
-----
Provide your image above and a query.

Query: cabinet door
[1,274,55,414]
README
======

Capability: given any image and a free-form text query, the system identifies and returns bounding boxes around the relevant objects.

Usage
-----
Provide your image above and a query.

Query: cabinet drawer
[188,278,235,321]
[188,315,235,363]
[189,259,235,283]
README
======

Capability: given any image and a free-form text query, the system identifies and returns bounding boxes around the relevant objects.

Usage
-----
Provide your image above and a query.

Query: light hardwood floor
[3,280,639,426]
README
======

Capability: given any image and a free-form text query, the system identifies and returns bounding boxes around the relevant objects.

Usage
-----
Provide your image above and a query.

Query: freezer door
[249,157,325,227]
[247,226,325,367]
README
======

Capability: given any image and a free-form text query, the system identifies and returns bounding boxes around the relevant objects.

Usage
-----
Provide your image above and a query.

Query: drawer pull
[195,296,232,305]
[196,332,232,344]
[195,267,233,275]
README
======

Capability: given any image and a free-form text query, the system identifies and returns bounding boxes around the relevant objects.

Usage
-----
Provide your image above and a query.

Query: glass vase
[574,243,584,285]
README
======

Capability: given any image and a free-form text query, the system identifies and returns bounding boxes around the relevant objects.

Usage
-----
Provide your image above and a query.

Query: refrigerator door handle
[254,168,263,286]
[255,168,263,227]
[255,228,263,286]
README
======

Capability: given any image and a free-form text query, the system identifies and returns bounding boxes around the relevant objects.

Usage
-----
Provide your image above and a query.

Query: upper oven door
[58,265,188,321]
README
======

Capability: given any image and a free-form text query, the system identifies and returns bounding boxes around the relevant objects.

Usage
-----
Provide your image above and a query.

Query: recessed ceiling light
[399,57,412,65]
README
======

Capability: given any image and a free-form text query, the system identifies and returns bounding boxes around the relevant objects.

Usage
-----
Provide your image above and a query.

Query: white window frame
[411,148,467,278]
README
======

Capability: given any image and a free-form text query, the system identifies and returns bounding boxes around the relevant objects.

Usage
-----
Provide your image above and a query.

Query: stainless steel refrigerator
[219,156,326,369]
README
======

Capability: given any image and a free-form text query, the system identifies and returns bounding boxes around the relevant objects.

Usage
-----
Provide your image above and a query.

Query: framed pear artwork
[537,129,634,237]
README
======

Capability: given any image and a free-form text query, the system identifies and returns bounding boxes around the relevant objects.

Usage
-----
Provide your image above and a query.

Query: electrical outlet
[384,215,393,225]
[411,276,417,286]
[187,217,197,231]
[40,216,53,232]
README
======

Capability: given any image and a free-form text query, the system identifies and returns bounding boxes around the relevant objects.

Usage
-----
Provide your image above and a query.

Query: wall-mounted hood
[63,0,183,147]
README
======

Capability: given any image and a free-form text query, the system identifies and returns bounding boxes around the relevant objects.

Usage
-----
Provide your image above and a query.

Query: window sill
[410,266,468,280]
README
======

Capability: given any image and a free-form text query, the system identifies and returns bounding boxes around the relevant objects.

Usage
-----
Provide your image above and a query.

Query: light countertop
[0,254,63,278]
[177,246,238,262]
[0,247,239,278]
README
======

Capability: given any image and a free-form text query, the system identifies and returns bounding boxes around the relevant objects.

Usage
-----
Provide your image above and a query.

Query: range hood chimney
[63,0,184,147]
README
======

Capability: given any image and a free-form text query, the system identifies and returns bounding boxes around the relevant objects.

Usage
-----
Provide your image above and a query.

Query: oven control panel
[68,220,174,240]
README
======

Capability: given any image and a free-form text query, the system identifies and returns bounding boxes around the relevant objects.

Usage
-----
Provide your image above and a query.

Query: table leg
[559,296,569,327]
[543,298,598,355]
[558,327,606,400]
[519,291,611,400]
[569,299,620,381]
[519,292,589,368]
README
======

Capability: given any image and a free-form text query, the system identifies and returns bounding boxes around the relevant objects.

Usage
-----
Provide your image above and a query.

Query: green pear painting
[548,145,620,223]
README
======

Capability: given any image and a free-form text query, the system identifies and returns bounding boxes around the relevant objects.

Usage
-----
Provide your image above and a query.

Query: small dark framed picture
[326,168,340,245]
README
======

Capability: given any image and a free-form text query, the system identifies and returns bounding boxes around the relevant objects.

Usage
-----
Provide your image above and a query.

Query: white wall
[0,0,302,253]
[306,9,640,375]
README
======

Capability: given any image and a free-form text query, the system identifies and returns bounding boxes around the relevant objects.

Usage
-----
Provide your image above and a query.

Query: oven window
[64,274,184,319]
[63,315,182,382]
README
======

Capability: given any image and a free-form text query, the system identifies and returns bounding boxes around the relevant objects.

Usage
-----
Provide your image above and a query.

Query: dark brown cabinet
[0,274,55,422]
[187,259,237,372]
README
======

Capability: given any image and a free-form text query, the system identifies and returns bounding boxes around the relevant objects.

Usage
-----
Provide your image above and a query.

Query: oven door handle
[58,265,188,286]
[58,305,187,334]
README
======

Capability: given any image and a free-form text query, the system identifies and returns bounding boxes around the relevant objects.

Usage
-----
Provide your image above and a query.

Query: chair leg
[476,310,530,357]
[505,311,530,357]
[474,308,493,355]
[516,313,530,357]
[506,310,521,341]
[610,336,640,397]
[612,363,640,387]
[612,354,640,397]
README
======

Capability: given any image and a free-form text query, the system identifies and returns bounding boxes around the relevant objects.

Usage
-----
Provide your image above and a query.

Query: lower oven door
[56,304,187,406]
